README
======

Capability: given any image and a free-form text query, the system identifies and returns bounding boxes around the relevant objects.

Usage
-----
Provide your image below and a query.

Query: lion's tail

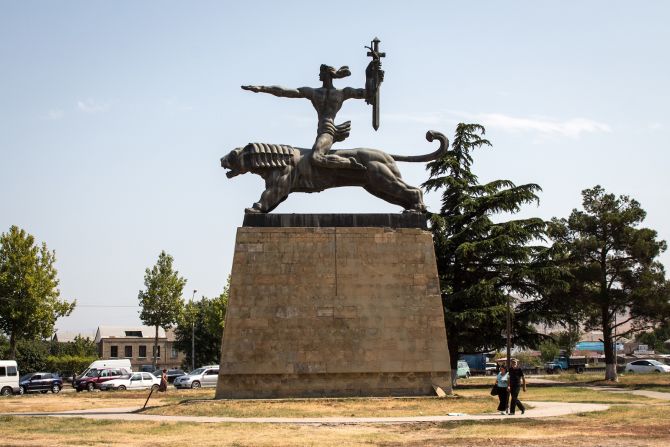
[390,130,449,163]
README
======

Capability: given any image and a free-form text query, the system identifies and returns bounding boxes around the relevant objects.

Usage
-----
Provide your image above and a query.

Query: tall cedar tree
[423,124,558,381]
[547,186,670,380]
[0,226,75,359]
[174,282,229,369]
[138,251,186,369]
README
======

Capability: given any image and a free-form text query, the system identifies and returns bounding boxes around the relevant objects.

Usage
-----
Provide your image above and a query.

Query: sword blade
[372,89,380,131]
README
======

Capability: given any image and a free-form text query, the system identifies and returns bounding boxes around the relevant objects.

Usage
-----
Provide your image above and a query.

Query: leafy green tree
[548,186,670,380]
[174,282,229,369]
[52,335,98,357]
[423,124,562,383]
[46,355,97,377]
[0,226,75,359]
[513,350,542,367]
[555,326,581,358]
[15,339,49,373]
[539,339,560,362]
[637,322,670,354]
[138,251,187,369]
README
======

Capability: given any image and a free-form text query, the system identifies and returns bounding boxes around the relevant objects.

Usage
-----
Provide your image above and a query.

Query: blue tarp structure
[575,341,624,352]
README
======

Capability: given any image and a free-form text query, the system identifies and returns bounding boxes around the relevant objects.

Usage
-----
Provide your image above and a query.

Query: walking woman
[495,364,509,414]
[158,369,168,393]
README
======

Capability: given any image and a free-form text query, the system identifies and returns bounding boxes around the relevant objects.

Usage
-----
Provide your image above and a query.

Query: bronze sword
[366,37,386,131]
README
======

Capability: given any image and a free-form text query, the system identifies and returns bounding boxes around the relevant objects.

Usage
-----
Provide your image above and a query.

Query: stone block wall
[216,226,451,398]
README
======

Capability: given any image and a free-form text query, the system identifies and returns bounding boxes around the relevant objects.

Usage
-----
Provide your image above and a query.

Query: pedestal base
[216,221,451,398]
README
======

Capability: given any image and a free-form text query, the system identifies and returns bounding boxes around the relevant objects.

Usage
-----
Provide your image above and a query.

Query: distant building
[94,326,185,371]
[52,331,96,343]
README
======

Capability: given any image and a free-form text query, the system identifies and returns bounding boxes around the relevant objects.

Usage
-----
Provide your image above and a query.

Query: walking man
[508,359,526,415]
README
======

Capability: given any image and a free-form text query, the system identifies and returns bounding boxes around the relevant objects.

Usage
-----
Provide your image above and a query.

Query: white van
[0,360,20,396]
[79,359,132,378]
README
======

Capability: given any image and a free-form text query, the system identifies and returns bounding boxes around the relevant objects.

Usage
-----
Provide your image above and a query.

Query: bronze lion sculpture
[221,130,449,213]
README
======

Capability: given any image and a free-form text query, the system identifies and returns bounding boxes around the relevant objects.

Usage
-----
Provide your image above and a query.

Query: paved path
[590,387,670,400]
[3,401,608,424]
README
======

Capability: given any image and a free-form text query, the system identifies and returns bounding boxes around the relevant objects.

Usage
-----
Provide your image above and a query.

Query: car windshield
[189,368,205,375]
[648,360,663,366]
[85,369,100,377]
[20,374,32,381]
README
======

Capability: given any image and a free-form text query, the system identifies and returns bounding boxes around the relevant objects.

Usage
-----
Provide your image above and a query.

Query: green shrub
[46,355,98,377]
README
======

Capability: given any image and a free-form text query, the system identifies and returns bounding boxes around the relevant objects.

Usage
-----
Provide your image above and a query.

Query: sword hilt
[366,37,386,61]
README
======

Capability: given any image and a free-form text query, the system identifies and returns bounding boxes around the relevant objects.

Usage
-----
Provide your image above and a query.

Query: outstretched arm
[342,87,366,100]
[242,85,313,99]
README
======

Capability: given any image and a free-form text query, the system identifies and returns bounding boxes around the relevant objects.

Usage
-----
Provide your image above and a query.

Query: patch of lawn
[0,388,215,413]
[144,395,494,418]
[143,384,664,418]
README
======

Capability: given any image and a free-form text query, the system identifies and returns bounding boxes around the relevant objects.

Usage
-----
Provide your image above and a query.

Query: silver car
[625,359,670,374]
[173,365,219,389]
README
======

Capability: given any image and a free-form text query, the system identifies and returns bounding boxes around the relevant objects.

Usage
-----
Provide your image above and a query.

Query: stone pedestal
[215,215,451,398]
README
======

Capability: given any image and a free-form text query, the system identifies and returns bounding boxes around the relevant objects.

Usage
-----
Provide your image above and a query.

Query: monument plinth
[215,214,452,398]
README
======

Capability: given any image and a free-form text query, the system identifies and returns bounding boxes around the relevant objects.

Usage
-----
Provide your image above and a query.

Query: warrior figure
[242,64,371,171]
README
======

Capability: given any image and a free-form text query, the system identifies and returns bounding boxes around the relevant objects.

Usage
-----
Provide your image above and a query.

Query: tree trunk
[448,339,459,387]
[9,333,17,360]
[600,247,617,382]
[152,325,159,369]
[602,306,618,381]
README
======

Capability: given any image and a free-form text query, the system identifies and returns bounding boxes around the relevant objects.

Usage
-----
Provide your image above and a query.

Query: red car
[74,367,131,392]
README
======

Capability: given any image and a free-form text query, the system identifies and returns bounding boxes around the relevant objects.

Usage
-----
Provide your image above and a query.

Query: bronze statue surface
[221,131,448,214]
[224,39,447,213]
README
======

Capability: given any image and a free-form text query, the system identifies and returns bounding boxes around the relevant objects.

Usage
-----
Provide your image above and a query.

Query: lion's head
[221,147,245,178]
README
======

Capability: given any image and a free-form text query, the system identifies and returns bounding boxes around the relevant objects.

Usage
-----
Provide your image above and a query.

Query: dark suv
[19,372,63,394]
[74,367,131,392]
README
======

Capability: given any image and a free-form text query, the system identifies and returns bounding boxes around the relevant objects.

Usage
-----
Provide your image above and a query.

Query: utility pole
[191,289,197,371]
[506,294,512,370]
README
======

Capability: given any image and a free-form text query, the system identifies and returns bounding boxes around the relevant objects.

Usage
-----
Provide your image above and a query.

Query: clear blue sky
[1,1,668,334]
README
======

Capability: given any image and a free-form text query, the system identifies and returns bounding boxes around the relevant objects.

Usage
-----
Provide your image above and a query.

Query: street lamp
[191,289,197,372]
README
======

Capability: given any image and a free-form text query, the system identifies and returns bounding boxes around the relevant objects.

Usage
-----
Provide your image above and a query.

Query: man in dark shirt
[507,359,526,415]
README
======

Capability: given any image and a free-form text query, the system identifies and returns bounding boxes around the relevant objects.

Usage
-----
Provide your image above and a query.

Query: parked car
[625,359,670,374]
[456,360,471,379]
[0,360,21,396]
[99,372,161,391]
[485,362,498,376]
[173,365,219,389]
[19,372,63,394]
[78,359,132,379]
[74,367,131,391]
[152,369,185,383]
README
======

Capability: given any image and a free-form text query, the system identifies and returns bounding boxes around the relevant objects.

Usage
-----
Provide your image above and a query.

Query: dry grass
[145,395,493,417]
[1,404,670,447]
[0,388,214,413]
[2,385,661,418]
[145,385,663,417]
